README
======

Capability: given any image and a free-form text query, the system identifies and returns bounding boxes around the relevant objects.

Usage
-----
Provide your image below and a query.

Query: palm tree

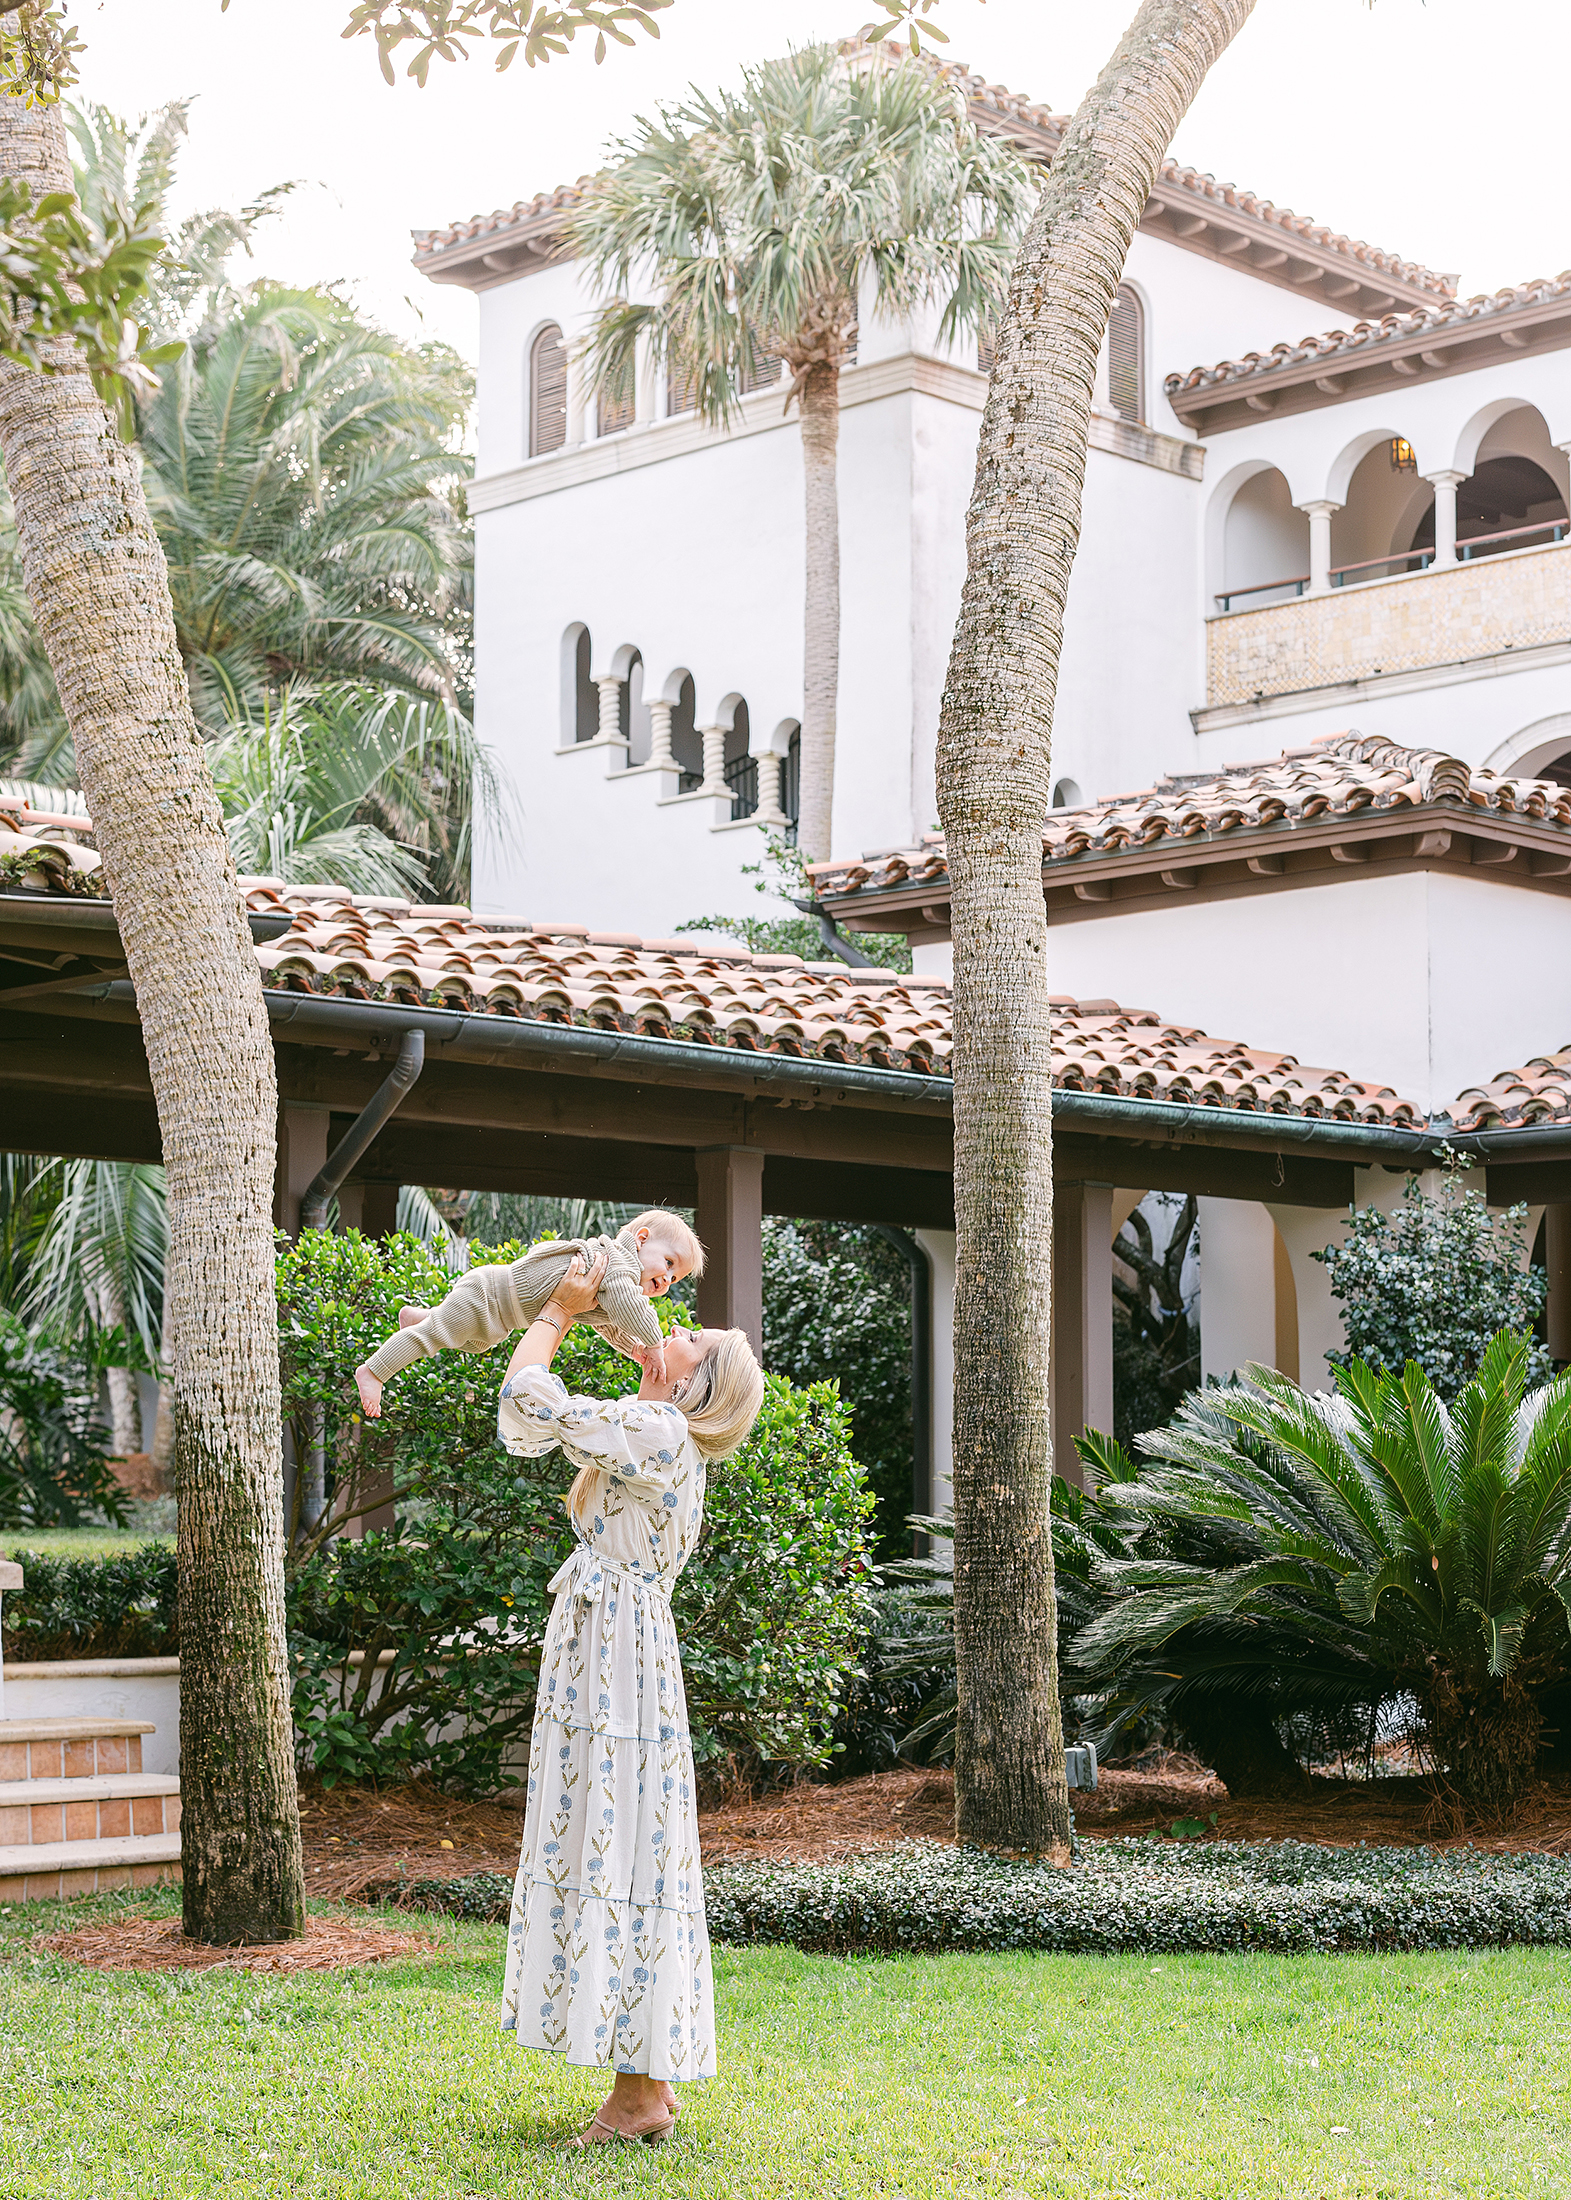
[933,0,1254,1860]
[1072,1335,1571,1813]
[571,42,1036,863]
[210,683,504,903]
[20,1158,168,1456]
[139,288,472,732]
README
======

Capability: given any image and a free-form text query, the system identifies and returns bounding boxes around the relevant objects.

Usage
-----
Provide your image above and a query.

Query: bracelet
[538,1304,567,1335]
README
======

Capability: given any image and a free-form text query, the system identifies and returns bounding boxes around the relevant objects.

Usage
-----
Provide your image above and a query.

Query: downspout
[298,1030,425,1532]
[872,1224,932,1551]
[791,895,880,970]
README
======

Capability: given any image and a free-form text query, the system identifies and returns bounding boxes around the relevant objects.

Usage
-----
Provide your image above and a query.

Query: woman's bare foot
[353,1364,383,1420]
[397,1304,429,1330]
[568,2073,673,2146]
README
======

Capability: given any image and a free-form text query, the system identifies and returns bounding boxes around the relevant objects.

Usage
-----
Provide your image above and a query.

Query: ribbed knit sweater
[362,1229,662,1383]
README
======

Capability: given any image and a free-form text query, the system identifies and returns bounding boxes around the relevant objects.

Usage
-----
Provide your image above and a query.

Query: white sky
[74,0,1570,369]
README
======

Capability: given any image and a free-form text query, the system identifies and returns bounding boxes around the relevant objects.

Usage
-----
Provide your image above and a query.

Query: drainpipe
[300,1030,425,1231]
[872,1225,932,1549]
[298,1031,425,1532]
[790,896,880,969]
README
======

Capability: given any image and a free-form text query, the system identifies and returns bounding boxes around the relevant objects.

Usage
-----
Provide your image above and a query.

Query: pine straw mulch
[41,1914,442,1973]
[288,1760,1571,1912]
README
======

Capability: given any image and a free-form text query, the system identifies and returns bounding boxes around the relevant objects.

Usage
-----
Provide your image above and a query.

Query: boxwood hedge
[386,1838,1571,1956]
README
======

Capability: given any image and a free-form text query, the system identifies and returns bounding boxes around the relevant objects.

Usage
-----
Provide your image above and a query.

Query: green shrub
[0,1310,125,1531]
[1073,1333,1571,1809]
[703,1839,1571,1956]
[1313,1159,1549,1398]
[0,1541,177,1660]
[277,1228,875,1791]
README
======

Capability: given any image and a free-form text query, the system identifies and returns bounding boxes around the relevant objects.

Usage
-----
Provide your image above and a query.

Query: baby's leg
[397,1305,430,1330]
[354,1364,384,1419]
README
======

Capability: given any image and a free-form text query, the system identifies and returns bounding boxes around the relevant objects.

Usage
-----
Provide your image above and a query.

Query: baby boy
[353,1210,704,1419]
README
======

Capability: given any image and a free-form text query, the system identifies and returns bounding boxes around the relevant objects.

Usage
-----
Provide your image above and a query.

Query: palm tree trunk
[795,359,840,863]
[935,0,1256,1857]
[94,1273,143,1458]
[0,93,304,1943]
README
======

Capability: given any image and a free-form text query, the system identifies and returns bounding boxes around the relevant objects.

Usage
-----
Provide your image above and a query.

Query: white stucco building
[403,48,1571,1455]
[415,55,1571,942]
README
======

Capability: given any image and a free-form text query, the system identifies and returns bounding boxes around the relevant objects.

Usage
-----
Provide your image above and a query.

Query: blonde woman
[496,1245,765,2147]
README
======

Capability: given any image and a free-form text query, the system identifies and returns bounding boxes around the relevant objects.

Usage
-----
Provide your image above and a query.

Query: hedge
[381,1838,1571,1955]
[702,1839,1571,1956]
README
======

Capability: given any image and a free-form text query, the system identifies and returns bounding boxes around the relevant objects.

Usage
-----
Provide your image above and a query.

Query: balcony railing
[1215,518,1568,614]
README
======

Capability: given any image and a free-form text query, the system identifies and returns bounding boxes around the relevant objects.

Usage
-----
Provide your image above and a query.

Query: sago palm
[1074,1334,1571,1811]
[572,42,1037,860]
[138,287,472,731]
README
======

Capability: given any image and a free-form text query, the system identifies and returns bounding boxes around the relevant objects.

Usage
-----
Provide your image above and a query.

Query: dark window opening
[574,628,596,743]
[671,675,702,789]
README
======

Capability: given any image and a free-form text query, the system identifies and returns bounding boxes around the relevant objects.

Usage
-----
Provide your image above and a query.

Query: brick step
[0,1773,181,1847]
[0,1719,155,1782]
[0,1829,181,1902]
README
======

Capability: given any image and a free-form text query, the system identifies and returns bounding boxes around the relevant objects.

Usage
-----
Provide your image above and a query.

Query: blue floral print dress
[496,1364,715,2081]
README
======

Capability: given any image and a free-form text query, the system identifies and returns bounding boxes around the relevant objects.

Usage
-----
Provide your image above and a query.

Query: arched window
[724,701,756,819]
[574,628,597,743]
[1107,286,1144,425]
[671,675,701,788]
[783,726,801,843]
[529,324,567,458]
[1051,778,1083,809]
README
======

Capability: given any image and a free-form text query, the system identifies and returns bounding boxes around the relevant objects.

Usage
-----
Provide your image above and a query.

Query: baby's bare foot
[397,1304,429,1330]
[354,1364,383,1420]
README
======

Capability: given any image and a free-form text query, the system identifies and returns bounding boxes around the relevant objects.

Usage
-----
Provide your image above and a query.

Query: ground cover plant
[2,1886,1570,2198]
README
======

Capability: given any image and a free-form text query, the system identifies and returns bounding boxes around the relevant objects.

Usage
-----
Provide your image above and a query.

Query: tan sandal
[566,2111,675,2149]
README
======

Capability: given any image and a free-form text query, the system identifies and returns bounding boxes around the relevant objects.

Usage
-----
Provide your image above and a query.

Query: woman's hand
[548,1246,608,1321]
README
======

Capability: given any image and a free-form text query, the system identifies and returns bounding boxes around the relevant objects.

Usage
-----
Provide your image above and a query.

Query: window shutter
[597,383,636,436]
[1108,287,1143,424]
[977,326,996,376]
[529,325,567,457]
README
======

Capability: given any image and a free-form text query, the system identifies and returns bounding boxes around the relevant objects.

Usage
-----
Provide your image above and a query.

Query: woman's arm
[503,1246,610,1385]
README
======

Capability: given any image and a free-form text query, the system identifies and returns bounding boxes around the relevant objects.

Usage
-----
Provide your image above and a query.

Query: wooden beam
[695,1147,764,1356]
[1052,1183,1113,1486]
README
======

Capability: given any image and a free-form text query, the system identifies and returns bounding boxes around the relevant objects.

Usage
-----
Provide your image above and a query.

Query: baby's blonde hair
[626,1209,705,1279]
[565,1329,765,1526]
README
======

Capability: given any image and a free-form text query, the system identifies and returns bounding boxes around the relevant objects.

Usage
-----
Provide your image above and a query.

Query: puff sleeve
[496,1365,689,1498]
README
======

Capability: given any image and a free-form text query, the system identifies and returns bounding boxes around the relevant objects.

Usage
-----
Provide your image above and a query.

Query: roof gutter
[300,1029,426,1230]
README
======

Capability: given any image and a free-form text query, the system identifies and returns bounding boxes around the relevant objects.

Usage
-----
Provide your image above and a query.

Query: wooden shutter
[977,326,996,376]
[529,325,567,457]
[1108,287,1143,424]
[597,382,636,436]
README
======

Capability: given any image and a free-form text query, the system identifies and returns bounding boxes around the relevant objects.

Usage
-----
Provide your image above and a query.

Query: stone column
[751,752,788,826]
[1299,499,1341,595]
[1051,1181,1114,1487]
[694,1146,764,1357]
[914,1227,956,1516]
[565,340,588,446]
[699,724,728,796]
[1545,1206,1571,1362]
[647,699,676,770]
[1425,470,1465,568]
[596,675,624,745]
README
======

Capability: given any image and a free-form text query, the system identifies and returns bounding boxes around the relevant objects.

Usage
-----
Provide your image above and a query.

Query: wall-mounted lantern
[1389,437,1418,473]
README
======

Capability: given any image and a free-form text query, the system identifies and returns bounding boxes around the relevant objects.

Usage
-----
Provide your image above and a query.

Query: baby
[353,1210,704,1419]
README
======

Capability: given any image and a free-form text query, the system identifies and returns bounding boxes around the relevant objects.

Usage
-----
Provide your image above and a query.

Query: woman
[496,1246,765,2146]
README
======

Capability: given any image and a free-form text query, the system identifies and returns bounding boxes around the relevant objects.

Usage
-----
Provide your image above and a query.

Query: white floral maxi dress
[496,1365,715,2081]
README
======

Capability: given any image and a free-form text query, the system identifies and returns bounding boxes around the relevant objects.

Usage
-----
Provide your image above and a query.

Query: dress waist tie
[547,1542,673,1624]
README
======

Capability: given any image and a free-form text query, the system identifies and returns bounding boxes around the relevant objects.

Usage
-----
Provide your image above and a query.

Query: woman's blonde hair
[565,1330,765,1525]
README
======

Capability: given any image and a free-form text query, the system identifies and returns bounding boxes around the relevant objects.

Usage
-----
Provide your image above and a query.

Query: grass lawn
[1,1890,1568,2197]
[1,1526,174,1561]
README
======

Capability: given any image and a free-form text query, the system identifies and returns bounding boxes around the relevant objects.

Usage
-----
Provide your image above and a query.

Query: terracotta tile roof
[411,45,1452,310]
[1448,1054,1571,1131]
[0,793,103,894]
[809,733,1571,903]
[411,178,590,265]
[239,881,1419,1122]
[1165,271,1571,404]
